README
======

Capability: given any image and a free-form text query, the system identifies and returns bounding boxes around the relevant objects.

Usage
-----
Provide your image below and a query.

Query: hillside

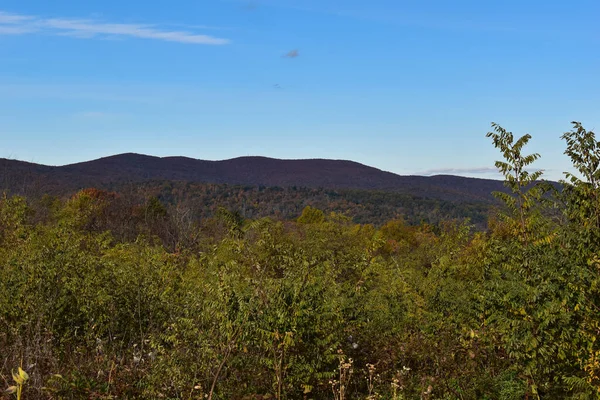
[0,153,507,202]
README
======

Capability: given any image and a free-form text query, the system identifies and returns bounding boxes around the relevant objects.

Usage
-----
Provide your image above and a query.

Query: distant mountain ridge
[0,153,507,202]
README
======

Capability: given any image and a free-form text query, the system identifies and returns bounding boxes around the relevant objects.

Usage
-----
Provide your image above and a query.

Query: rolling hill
[0,153,507,202]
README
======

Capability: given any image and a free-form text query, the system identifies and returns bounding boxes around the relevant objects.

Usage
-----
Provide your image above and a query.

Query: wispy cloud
[0,12,33,24]
[0,11,230,45]
[0,25,35,35]
[420,166,547,177]
[420,167,501,176]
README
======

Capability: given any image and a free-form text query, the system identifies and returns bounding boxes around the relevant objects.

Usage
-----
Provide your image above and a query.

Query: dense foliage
[95,181,493,229]
[1,122,600,399]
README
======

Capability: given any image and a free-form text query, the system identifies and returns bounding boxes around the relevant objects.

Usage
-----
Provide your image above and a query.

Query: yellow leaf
[18,367,29,381]
[5,386,17,394]
[12,371,23,385]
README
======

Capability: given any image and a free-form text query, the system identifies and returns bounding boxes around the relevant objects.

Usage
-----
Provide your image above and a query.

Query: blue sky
[1,0,599,180]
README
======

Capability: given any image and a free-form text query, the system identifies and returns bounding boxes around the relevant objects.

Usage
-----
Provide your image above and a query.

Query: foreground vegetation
[2,122,600,399]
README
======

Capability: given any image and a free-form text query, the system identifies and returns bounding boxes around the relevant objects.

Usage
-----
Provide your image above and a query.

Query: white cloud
[0,25,36,35]
[0,10,230,45]
[0,11,34,24]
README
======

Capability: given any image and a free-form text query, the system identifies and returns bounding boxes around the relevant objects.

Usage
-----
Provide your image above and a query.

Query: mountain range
[0,153,507,202]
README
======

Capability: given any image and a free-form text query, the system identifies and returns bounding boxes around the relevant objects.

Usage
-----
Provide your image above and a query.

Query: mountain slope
[0,153,507,202]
